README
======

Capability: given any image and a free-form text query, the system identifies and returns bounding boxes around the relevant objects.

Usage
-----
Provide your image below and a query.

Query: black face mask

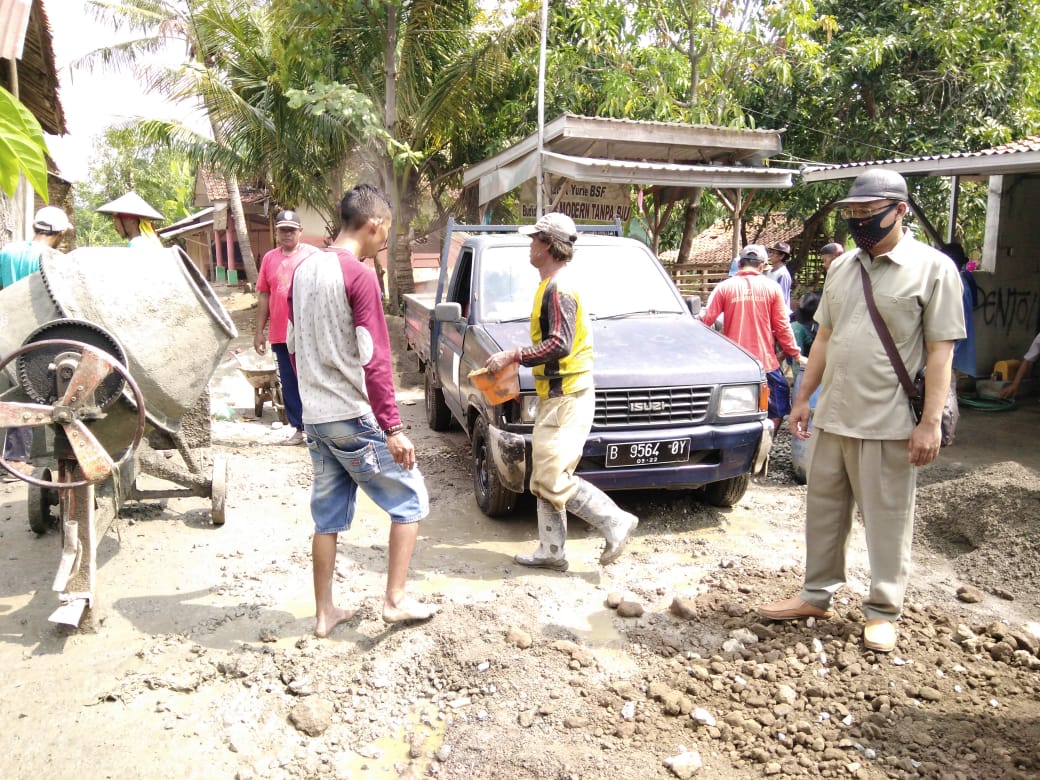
[845,203,900,252]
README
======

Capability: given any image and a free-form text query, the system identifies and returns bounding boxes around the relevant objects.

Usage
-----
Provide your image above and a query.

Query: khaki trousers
[530,388,594,510]
[799,430,916,621]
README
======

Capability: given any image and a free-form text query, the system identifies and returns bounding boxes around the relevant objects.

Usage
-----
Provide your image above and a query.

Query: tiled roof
[198,167,268,205]
[200,168,229,201]
[660,214,804,268]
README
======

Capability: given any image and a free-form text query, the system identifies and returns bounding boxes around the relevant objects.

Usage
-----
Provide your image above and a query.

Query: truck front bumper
[488,419,772,494]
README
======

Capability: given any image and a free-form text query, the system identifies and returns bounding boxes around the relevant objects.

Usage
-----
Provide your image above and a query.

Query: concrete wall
[970,174,1040,377]
[296,204,331,249]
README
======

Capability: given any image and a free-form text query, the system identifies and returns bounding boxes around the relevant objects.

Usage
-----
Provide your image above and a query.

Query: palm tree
[281,0,539,305]
[81,0,262,284]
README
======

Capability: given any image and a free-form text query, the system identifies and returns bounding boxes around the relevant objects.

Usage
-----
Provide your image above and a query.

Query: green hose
[957,394,1017,411]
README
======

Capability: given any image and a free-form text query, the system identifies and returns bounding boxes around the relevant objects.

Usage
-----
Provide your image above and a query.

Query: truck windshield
[477,243,686,322]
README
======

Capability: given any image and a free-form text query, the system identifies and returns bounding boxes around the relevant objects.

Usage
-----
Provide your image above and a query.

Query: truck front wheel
[425,365,452,431]
[472,417,518,517]
[702,473,750,507]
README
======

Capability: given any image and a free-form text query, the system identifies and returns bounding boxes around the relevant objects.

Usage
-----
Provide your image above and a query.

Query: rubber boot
[514,498,569,571]
[565,478,639,565]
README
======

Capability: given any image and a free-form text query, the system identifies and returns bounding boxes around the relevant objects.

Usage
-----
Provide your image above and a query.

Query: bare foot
[314,606,357,638]
[381,597,440,624]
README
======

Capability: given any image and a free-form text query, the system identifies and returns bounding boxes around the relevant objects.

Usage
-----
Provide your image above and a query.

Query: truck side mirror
[685,295,702,316]
[435,302,463,322]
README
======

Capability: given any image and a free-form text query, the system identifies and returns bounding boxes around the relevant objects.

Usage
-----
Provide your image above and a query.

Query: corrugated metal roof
[801,136,1040,181]
[464,113,790,205]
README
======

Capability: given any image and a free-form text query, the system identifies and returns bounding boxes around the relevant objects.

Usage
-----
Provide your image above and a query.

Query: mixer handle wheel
[0,339,146,489]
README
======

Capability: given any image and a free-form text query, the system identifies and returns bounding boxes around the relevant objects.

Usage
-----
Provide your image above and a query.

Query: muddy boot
[566,479,638,565]
[514,498,569,571]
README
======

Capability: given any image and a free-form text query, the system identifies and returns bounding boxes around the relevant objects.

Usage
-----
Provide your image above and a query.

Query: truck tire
[472,416,518,517]
[425,365,452,431]
[702,473,750,508]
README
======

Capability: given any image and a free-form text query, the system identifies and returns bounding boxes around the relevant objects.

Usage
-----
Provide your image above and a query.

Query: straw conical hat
[96,192,164,220]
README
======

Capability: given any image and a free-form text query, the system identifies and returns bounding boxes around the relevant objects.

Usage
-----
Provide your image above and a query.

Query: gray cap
[519,212,578,244]
[739,244,768,264]
[837,169,909,204]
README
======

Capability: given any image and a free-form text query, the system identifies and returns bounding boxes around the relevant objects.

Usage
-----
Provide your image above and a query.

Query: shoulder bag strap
[858,261,919,399]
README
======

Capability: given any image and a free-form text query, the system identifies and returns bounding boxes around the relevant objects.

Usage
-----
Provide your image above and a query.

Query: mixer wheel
[210,455,227,526]
[27,466,59,534]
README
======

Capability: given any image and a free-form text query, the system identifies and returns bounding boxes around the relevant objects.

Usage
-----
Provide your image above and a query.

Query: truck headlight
[718,385,759,416]
[519,393,539,423]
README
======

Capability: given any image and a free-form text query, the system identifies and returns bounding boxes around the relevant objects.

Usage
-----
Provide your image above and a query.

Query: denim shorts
[305,414,429,534]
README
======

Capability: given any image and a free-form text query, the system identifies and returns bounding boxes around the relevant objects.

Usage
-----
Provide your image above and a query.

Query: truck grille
[594,386,712,426]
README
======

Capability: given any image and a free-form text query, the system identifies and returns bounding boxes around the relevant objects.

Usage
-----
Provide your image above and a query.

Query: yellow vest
[530,269,594,398]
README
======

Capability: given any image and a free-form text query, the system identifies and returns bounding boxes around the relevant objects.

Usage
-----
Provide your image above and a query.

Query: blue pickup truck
[403,221,772,517]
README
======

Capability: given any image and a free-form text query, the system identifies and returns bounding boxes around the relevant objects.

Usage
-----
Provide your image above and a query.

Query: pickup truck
[403,220,772,517]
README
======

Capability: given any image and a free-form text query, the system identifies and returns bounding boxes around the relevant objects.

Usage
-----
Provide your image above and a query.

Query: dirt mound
[916,462,1040,607]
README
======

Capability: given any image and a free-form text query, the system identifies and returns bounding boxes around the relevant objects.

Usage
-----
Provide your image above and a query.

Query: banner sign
[521,181,632,222]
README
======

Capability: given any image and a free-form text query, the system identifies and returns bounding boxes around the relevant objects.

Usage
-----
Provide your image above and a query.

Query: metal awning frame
[464,113,790,207]
[800,151,1040,182]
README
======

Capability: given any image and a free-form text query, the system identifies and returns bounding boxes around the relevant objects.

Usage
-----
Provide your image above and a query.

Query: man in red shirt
[701,244,805,433]
[254,210,318,445]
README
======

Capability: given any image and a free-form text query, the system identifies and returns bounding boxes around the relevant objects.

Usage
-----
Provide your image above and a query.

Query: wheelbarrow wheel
[210,455,228,526]
[254,387,265,418]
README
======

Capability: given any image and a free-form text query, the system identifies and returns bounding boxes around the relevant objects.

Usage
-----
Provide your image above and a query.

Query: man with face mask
[757,170,965,654]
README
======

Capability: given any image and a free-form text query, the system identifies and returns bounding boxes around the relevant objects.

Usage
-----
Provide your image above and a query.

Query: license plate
[604,438,691,468]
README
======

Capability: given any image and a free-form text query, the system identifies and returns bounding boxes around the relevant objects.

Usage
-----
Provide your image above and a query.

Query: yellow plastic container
[992,359,1022,382]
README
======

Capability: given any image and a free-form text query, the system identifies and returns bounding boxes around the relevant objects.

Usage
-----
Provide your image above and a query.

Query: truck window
[449,249,473,315]
[478,243,686,322]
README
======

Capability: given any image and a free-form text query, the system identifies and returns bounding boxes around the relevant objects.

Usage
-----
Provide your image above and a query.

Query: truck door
[436,247,473,419]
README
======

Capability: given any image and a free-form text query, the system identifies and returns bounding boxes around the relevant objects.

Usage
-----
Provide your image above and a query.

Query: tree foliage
[75,123,195,247]
[83,0,265,282]
[277,0,539,302]
[76,0,1040,271]
[748,0,1040,254]
[0,86,50,200]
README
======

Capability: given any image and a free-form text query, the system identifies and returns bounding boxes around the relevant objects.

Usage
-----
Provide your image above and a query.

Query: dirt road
[1,291,1038,779]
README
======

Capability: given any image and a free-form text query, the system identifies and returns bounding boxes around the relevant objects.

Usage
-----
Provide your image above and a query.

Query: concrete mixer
[0,246,236,627]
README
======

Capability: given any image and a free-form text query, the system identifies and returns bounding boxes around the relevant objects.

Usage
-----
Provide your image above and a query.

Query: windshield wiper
[593,309,683,320]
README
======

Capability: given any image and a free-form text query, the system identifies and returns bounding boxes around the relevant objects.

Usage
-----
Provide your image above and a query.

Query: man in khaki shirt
[758,170,965,653]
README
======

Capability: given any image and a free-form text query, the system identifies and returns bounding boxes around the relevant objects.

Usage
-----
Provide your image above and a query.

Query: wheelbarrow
[232,351,287,423]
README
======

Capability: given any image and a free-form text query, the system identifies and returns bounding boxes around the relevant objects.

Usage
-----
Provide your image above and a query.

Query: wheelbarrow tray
[239,366,279,389]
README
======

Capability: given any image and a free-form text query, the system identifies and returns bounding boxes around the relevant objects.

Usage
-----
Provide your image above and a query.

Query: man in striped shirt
[485,213,638,571]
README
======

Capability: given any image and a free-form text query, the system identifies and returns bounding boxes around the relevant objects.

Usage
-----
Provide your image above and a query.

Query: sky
[44,4,198,183]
